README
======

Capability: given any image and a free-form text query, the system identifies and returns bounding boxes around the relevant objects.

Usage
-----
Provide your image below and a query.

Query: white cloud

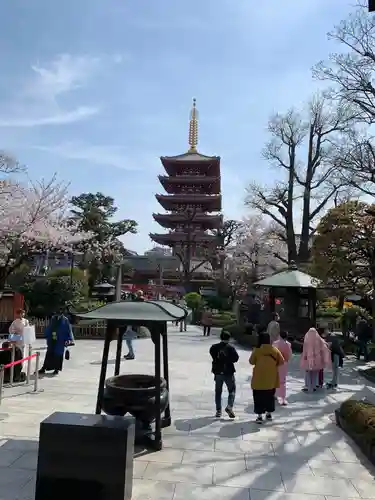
[27,54,101,102]
[33,142,155,171]
[0,107,98,128]
[0,53,109,128]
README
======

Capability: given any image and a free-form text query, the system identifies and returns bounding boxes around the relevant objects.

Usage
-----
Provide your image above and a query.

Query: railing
[0,344,40,404]
[31,318,107,339]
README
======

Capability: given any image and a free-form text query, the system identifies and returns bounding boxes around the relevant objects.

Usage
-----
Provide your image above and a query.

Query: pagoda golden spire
[188,98,198,153]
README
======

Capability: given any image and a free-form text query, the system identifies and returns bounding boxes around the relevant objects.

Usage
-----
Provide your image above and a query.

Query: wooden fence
[32,318,107,340]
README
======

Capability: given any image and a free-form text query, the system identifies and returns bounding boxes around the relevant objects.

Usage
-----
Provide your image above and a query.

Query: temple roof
[161,152,220,163]
[159,175,220,195]
[254,263,320,289]
[150,231,218,246]
[153,213,222,229]
[155,194,222,211]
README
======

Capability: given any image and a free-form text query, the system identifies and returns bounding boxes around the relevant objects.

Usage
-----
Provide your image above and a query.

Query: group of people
[210,323,345,424]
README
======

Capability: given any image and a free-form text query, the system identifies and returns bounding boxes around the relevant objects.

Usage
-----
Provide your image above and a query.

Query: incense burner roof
[76,300,187,322]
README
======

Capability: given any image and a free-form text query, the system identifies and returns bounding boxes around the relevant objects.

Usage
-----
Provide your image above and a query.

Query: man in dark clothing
[209,331,239,419]
[356,317,371,361]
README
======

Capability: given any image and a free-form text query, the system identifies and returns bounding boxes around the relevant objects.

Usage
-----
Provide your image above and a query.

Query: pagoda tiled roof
[153,213,223,229]
[158,175,221,195]
[150,231,219,246]
[160,151,220,163]
[155,193,222,212]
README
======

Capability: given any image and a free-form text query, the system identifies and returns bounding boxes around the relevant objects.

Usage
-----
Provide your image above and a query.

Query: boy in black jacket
[209,331,239,418]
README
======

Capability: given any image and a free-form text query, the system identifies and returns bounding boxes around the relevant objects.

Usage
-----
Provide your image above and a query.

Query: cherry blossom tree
[0,176,91,289]
[225,215,287,294]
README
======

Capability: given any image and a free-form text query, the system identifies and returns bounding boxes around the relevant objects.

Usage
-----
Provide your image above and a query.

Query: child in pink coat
[301,327,331,393]
[273,331,292,405]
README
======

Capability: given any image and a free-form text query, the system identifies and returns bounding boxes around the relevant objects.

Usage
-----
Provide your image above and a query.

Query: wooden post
[95,321,114,414]
[154,325,162,449]
[161,323,171,427]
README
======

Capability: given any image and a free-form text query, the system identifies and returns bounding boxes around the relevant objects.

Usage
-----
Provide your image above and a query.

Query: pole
[0,366,4,405]
[115,262,122,301]
[70,251,75,291]
[158,263,164,300]
[34,352,40,392]
[9,344,15,385]
[26,344,32,385]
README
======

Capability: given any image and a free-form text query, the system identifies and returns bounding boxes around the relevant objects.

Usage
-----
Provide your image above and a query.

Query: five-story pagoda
[150,99,223,283]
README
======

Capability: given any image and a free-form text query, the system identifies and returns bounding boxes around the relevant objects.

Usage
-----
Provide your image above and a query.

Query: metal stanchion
[9,344,15,386]
[34,352,40,392]
[26,345,32,385]
[0,366,4,405]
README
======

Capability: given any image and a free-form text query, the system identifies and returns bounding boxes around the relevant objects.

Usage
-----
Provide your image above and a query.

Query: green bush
[223,325,258,348]
[73,300,105,312]
[184,292,203,310]
[338,399,375,450]
[316,307,342,318]
[21,276,88,318]
[211,311,236,327]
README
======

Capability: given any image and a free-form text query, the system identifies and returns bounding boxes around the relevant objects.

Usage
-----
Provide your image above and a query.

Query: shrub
[316,307,342,318]
[211,311,236,327]
[337,400,375,460]
[223,325,258,348]
[184,292,203,310]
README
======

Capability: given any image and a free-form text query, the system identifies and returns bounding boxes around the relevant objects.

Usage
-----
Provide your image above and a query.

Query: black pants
[215,374,236,411]
[357,340,369,361]
[253,389,276,415]
[203,326,211,336]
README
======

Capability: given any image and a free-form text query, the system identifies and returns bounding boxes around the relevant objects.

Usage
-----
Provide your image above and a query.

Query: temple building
[150,99,223,281]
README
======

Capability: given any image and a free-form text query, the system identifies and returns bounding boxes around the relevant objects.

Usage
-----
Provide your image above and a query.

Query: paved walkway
[0,326,375,499]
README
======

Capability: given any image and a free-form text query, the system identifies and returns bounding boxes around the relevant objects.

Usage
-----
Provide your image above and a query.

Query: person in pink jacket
[273,331,293,405]
[301,327,331,393]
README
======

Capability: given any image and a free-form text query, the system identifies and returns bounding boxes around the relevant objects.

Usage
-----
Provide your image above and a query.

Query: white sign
[23,326,36,345]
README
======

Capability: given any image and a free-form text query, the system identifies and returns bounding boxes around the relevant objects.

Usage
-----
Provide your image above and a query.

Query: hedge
[335,399,375,465]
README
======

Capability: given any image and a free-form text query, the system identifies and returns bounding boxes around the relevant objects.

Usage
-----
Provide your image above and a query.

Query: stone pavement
[0,325,375,499]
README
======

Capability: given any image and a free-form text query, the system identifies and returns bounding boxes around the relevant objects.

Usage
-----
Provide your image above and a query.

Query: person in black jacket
[356,317,371,361]
[209,331,239,419]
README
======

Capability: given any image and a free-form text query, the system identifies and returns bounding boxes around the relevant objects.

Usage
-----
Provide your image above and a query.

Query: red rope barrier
[2,353,37,369]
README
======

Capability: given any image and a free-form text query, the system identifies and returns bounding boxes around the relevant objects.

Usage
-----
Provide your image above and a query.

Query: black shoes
[124,354,135,360]
[225,407,236,419]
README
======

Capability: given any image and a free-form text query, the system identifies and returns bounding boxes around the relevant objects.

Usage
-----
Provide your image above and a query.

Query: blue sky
[0,0,355,253]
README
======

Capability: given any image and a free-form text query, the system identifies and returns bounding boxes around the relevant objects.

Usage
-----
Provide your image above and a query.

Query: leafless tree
[0,151,25,175]
[173,208,221,289]
[314,2,375,124]
[333,131,375,197]
[246,94,354,265]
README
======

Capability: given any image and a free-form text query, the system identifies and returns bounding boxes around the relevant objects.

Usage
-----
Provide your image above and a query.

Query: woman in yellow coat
[250,332,284,423]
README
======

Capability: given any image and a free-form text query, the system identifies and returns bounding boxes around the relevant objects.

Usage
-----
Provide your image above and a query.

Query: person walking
[209,330,239,418]
[250,332,284,423]
[202,308,213,336]
[273,331,292,405]
[300,327,331,392]
[326,335,345,389]
[39,311,74,376]
[267,313,280,343]
[123,325,137,360]
[356,316,371,361]
[178,296,188,332]
[8,308,29,356]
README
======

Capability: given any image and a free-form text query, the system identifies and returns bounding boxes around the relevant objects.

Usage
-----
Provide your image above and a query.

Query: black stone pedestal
[35,412,135,500]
